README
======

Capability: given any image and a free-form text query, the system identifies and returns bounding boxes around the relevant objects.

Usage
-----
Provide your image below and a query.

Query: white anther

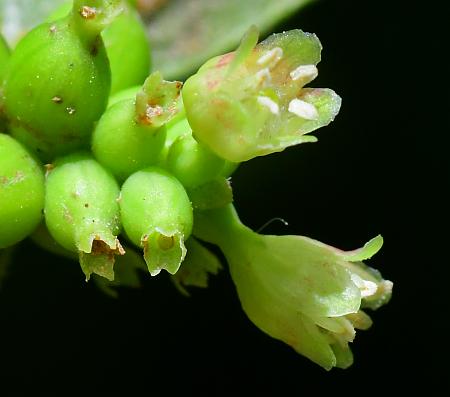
[351,274,378,298]
[255,68,272,85]
[257,47,283,67]
[288,98,319,120]
[290,64,318,81]
[257,96,279,115]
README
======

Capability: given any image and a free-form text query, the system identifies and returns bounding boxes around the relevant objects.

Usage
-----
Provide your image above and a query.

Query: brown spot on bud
[44,163,55,177]
[80,6,97,19]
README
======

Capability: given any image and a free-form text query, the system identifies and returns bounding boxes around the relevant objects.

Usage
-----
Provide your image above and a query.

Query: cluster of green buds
[0,1,392,370]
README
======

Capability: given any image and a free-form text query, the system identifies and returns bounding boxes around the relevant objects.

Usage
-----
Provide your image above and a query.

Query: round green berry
[120,167,193,276]
[0,133,45,249]
[45,152,124,280]
[2,1,120,161]
[92,71,181,181]
[92,99,166,181]
[48,0,151,95]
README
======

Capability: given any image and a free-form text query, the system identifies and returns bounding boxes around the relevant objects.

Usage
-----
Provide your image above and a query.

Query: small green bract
[0,1,392,370]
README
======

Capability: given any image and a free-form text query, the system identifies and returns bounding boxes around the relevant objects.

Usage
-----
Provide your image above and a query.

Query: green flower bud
[48,0,150,95]
[194,205,392,370]
[157,115,190,165]
[92,71,181,181]
[44,152,124,281]
[167,132,227,188]
[2,0,122,161]
[163,112,239,183]
[0,133,45,249]
[120,166,193,276]
[183,26,341,162]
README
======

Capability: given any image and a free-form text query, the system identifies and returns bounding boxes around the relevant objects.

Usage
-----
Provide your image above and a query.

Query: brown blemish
[1,171,25,186]
[84,203,89,208]
[91,237,125,258]
[80,6,96,19]
[44,164,54,177]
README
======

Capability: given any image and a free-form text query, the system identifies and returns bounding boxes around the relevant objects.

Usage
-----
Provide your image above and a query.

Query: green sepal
[225,25,259,77]
[92,246,146,297]
[340,235,383,262]
[78,234,124,281]
[142,229,186,276]
[135,71,182,128]
[172,237,222,296]
[72,0,123,40]
[188,177,233,210]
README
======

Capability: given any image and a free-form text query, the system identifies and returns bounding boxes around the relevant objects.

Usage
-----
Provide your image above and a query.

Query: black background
[0,0,447,395]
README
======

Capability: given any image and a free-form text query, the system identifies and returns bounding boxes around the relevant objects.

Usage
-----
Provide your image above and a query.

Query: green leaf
[147,0,316,79]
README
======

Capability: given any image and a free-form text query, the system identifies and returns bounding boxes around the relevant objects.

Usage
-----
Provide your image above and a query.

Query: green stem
[193,204,249,249]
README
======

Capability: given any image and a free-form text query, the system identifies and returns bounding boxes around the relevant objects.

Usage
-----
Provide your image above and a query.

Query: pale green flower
[183,27,341,162]
[194,205,392,369]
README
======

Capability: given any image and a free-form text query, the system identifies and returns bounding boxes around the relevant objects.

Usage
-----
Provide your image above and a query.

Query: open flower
[194,205,392,369]
[182,26,341,162]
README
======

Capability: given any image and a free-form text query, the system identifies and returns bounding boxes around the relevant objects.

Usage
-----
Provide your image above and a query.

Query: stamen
[255,68,272,85]
[351,274,378,298]
[290,64,318,81]
[288,99,319,120]
[257,96,279,115]
[257,47,283,68]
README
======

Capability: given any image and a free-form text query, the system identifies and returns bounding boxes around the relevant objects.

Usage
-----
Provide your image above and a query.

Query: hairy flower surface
[183,26,341,162]
[194,205,392,369]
